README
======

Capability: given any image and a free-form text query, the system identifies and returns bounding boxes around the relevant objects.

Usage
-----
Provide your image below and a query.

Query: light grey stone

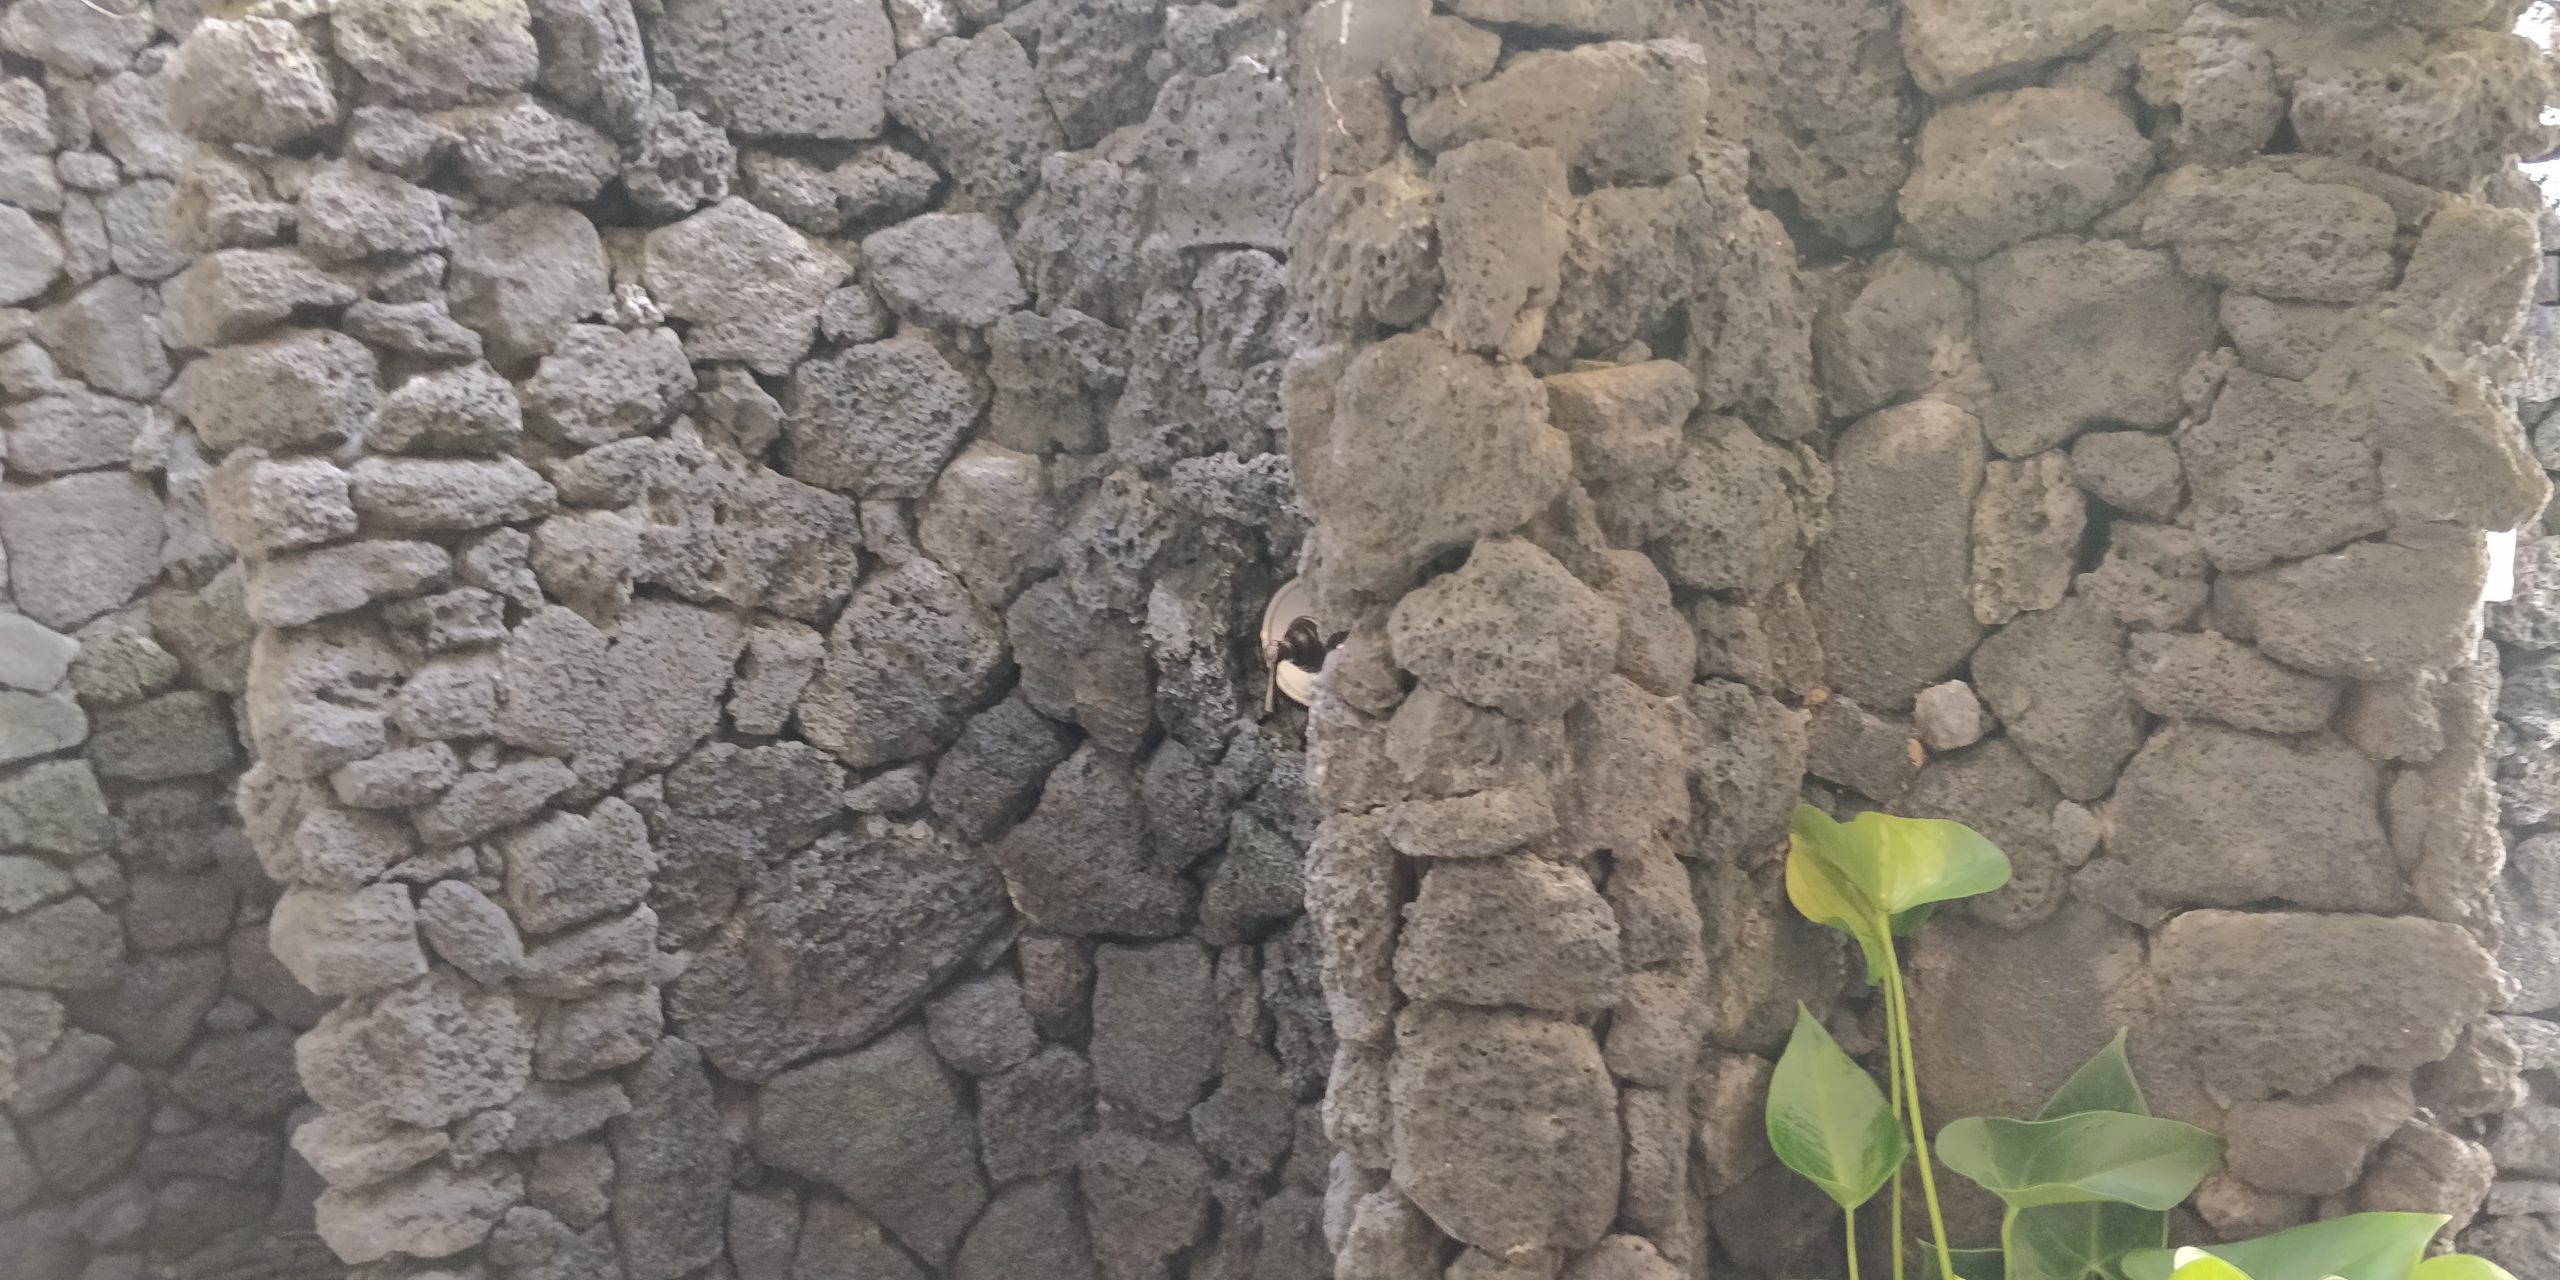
[177,327,378,451]
[314,1158,519,1263]
[519,324,693,449]
[167,17,341,148]
[651,0,895,139]
[0,613,77,693]
[269,884,427,998]
[296,160,449,264]
[0,471,161,631]
[642,198,844,374]
[883,26,1059,211]
[785,337,983,499]
[447,203,611,367]
[859,212,1028,330]
[450,96,619,203]
[297,969,533,1128]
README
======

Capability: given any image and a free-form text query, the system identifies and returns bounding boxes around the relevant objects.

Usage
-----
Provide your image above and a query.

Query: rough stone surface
[2126,631,2340,735]
[753,1027,986,1264]
[1388,538,1617,720]
[1389,1005,1619,1255]
[1805,400,1985,709]
[670,826,1004,1081]
[1396,859,1623,1015]
[0,472,162,631]
[1969,596,2143,802]
[2217,528,2488,680]
[1899,89,2152,262]
[1976,237,2219,457]
[2156,911,2500,1100]
[653,0,894,139]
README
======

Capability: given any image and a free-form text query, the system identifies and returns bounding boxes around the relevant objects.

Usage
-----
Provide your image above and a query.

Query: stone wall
[1285,2,2560,1278]
[29,0,1333,1277]
[11,0,2560,1278]
[1,1,342,1275]
[2474,206,2560,1268]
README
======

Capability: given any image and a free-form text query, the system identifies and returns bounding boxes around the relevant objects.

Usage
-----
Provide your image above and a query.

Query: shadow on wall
[6,0,1332,1277]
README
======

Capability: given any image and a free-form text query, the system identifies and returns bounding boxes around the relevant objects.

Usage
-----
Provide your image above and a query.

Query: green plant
[1769,809,2224,1280]
[1768,813,2519,1280]
[1778,804,2013,1280]
[2121,1214,2519,1280]
[1769,1005,1909,1280]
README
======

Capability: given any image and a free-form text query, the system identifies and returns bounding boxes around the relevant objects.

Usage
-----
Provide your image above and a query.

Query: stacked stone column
[1286,5,1825,1277]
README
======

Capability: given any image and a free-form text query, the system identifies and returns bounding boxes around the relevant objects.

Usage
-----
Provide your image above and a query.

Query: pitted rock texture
[13,1,2560,1278]
[115,5,1332,1280]
[1291,4,2560,1279]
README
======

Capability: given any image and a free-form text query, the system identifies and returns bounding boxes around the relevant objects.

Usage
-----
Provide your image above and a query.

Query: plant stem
[1887,1008,1907,1280]
[1880,929,1959,1280]
[1998,1206,2018,1278]
[1847,1205,1863,1280]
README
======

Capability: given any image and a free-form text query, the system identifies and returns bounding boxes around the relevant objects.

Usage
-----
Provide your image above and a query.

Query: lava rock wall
[2475,202,2560,1269]
[31,0,1335,1277]
[0,0,342,1275]
[1285,1,2560,1278]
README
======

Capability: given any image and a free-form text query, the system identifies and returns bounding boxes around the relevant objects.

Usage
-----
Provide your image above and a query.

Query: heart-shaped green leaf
[1791,804,2014,915]
[2009,1201,2169,1280]
[2040,1031,2148,1121]
[2120,1213,2450,1280]
[1937,1112,2223,1212]
[1766,1005,1907,1210]
[1786,816,1893,982]
[2411,1256,2519,1280]
[1787,806,2012,985]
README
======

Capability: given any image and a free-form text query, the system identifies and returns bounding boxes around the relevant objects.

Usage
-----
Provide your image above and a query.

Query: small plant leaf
[1789,805,2013,917]
[1765,1005,1907,1210]
[2039,1031,2148,1121]
[1787,805,2012,985]
[2009,1201,2169,1280]
[1937,1112,2224,1212]
[1785,820,1893,982]
[2411,1256,2520,1280]
[2120,1213,2450,1280]
[2168,1249,2256,1280]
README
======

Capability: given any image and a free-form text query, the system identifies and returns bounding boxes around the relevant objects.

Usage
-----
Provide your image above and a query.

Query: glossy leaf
[2168,1250,2256,1280]
[1766,1005,1907,1210]
[1937,1112,2224,1212]
[1792,805,2014,915]
[1785,820,1893,982]
[2011,1201,2170,1280]
[2040,1032,2148,1121]
[2121,1213,2450,1280]
[2411,1256,2519,1280]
